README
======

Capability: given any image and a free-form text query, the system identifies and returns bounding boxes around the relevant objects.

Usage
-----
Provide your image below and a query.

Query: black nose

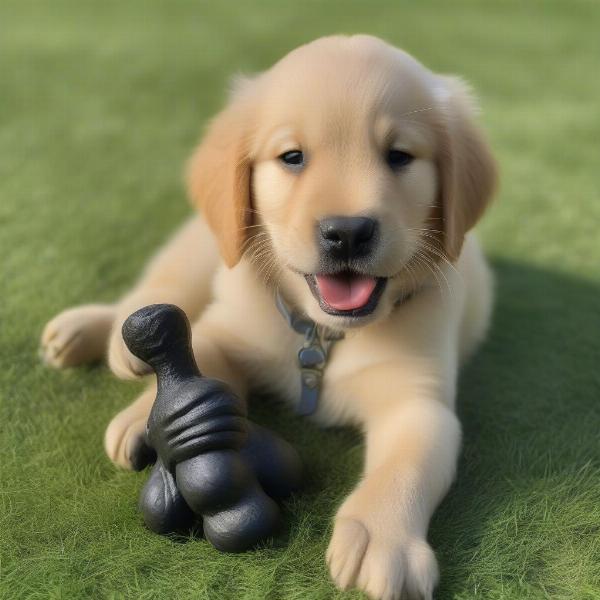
[318,216,378,261]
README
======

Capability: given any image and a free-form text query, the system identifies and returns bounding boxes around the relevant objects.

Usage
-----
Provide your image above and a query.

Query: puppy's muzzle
[309,216,385,317]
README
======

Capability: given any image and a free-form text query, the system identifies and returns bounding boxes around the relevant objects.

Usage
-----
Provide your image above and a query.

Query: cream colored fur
[40,35,496,600]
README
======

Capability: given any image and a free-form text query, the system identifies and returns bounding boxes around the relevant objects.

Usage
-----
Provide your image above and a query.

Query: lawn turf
[1,1,599,598]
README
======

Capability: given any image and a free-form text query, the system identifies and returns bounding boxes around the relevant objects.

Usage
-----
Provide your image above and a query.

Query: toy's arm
[147,379,248,471]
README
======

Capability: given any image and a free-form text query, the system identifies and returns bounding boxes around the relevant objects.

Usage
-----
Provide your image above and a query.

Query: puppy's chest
[239,324,362,427]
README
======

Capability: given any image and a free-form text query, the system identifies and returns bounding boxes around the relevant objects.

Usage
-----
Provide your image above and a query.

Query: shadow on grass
[431,258,600,597]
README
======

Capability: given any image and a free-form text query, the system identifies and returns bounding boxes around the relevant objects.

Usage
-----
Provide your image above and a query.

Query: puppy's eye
[386,149,414,171]
[279,150,304,168]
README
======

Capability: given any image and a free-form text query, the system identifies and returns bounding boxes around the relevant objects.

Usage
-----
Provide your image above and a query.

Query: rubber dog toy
[121,304,303,552]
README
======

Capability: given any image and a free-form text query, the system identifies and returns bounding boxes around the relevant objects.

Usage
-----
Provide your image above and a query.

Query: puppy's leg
[105,383,157,470]
[40,216,219,374]
[107,216,220,379]
[327,371,460,600]
[40,304,116,368]
[105,317,247,470]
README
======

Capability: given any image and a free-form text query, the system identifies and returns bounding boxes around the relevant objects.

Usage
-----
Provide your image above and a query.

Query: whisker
[407,227,443,235]
[397,106,435,118]
[238,223,265,232]
[417,250,453,300]
[413,251,452,300]
[411,253,442,295]
[416,239,462,283]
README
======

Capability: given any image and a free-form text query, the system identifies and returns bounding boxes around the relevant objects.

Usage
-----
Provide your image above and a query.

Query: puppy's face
[251,38,440,328]
[189,36,496,330]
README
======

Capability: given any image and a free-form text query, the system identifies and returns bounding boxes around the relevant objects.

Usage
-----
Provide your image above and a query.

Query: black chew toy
[121,304,303,552]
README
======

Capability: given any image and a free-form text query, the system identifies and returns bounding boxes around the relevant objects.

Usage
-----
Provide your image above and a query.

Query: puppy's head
[188,35,496,330]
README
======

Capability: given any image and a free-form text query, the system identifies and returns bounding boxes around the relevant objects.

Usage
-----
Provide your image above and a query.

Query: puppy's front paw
[108,327,151,380]
[327,517,438,600]
[104,412,151,470]
[40,304,115,368]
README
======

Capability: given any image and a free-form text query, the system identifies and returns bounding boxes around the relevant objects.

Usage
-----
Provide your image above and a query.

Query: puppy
[41,35,497,599]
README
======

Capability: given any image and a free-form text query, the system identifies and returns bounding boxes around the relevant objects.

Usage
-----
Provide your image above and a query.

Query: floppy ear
[436,76,498,260]
[186,80,256,268]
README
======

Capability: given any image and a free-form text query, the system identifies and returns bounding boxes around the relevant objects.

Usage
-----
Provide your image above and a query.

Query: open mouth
[305,272,387,318]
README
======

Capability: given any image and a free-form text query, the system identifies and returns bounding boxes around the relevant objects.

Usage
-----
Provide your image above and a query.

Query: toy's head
[122,304,192,367]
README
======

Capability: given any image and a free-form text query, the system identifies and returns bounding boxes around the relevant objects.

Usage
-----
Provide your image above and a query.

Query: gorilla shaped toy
[121,304,303,552]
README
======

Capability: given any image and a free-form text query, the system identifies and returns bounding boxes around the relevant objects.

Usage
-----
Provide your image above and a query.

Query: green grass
[1,1,599,598]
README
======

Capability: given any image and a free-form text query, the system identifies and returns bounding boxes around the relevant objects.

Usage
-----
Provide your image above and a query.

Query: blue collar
[275,292,344,416]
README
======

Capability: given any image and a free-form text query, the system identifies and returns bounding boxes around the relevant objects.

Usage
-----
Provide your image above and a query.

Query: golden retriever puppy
[41,35,496,599]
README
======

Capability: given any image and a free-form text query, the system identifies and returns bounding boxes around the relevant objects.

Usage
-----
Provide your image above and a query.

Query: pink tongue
[315,274,377,311]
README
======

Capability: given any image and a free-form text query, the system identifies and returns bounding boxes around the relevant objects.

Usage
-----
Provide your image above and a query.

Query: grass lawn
[1,1,599,598]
